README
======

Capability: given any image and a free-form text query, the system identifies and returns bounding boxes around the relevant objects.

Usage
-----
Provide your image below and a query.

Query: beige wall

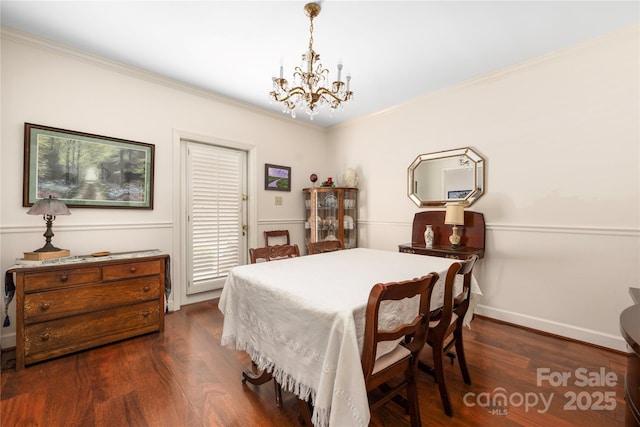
[0,29,328,348]
[1,25,638,351]
[327,25,640,351]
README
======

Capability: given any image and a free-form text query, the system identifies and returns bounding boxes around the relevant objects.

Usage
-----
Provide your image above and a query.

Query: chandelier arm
[273,86,352,104]
[271,86,307,103]
[315,87,350,102]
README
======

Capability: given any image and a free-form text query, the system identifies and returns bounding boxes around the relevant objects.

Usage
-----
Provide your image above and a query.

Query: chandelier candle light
[270,2,353,119]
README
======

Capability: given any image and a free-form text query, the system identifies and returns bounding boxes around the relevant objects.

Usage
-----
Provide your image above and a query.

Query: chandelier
[270,2,353,120]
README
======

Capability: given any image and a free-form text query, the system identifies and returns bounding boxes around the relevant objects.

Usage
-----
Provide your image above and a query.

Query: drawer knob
[142,311,149,318]
[41,332,50,341]
[143,286,150,292]
[129,267,137,273]
[40,302,50,311]
[59,275,68,282]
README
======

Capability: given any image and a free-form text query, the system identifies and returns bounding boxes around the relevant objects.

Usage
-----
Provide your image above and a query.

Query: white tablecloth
[218,248,481,427]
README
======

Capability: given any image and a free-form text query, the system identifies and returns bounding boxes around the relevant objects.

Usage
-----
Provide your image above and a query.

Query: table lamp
[26,195,71,254]
[444,204,464,249]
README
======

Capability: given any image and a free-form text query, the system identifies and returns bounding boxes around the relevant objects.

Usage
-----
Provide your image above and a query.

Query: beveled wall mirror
[407,147,485,207]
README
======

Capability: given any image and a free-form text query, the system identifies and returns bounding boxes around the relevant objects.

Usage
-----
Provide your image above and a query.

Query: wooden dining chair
[307,240,344,254]
[361,273,439,427]
[263,230,290,247]
[249,244,300,263]
[243,243,300,406]
[420,254,479,417]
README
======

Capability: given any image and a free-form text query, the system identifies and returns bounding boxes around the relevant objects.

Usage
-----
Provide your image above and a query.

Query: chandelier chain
[308,14,314,52]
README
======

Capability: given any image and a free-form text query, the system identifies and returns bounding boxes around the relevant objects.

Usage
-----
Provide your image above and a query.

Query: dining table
[218,248,481,427]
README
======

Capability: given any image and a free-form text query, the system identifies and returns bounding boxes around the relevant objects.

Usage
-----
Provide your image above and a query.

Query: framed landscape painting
[23,123,155,209]
[264,164,291,191]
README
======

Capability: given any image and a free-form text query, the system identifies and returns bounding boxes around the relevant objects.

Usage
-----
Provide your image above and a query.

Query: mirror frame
[407,147,485,207]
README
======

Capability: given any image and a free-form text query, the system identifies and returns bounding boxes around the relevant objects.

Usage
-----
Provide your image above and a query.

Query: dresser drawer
[24,300,160,364]
[23,267,101,292]
[102,259,162,281]
[23,276,161,324]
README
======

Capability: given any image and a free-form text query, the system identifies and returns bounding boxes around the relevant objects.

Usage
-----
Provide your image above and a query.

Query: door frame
[171,128,258,311]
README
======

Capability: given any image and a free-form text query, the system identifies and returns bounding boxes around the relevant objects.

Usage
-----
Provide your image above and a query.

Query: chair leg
[405,370,422,427]
[242,361,283,407]
[274,380,283,406]
[432,342,454,417]
[297,397,313,425]
[454,330,471,385]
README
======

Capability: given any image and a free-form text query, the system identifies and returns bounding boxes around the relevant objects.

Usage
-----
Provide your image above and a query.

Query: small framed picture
[265,164,291,191]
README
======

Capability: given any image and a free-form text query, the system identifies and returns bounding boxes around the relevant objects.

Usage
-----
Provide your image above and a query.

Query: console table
[6,251,168,370]
[399,210,485,259]
[621,287,640,427]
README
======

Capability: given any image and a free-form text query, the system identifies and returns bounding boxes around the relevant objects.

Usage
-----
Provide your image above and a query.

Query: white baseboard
[2,304,629,353]
[474,305,629,353]
[1,333,16,350]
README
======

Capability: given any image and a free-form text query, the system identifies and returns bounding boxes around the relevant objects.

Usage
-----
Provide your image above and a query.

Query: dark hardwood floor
[1,299,628,426]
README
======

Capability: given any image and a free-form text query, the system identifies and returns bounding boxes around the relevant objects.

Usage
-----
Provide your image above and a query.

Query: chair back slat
[264,230,290,246]
[249,244,300,263]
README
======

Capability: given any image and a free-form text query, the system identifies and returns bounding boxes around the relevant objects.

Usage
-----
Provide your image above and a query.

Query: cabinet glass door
[343,189,357,248]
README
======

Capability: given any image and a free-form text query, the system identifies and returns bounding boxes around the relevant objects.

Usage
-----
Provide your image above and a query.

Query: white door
[185,141,247,295]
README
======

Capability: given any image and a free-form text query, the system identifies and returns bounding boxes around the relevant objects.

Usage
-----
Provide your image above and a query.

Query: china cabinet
[303,187,358,253]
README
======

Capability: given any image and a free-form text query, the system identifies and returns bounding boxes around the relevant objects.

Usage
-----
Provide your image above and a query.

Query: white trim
[1,334,16,350]
[486,223,639,237]
[172,128,257,310]
[0,308,629,353]
[474,305,630,353]
[0,222,172,233]
[258,219,305,226]
[356,220,639,237]
[328,25,640,131]
[0,27,321,131]
[256,219,639,237]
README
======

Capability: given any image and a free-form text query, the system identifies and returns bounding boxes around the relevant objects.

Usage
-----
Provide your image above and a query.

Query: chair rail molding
[360,219,639,238]
[1,222,173,234]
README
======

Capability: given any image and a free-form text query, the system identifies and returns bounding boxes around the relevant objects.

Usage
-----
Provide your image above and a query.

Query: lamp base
[23,249,70,261]
[449,225,461,249]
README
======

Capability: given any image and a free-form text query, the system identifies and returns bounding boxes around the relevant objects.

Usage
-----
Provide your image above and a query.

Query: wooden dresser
[399,210,485,259]
[9,253,168,370]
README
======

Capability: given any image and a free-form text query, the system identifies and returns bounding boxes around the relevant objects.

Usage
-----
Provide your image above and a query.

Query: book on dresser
[22,249,71,261]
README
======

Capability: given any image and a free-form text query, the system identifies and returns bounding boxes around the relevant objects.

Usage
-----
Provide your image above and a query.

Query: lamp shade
[27,195,71,216]
[444,204,464,226]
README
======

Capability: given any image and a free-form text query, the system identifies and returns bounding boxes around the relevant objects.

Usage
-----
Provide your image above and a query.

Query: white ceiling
[1,1,638,128]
